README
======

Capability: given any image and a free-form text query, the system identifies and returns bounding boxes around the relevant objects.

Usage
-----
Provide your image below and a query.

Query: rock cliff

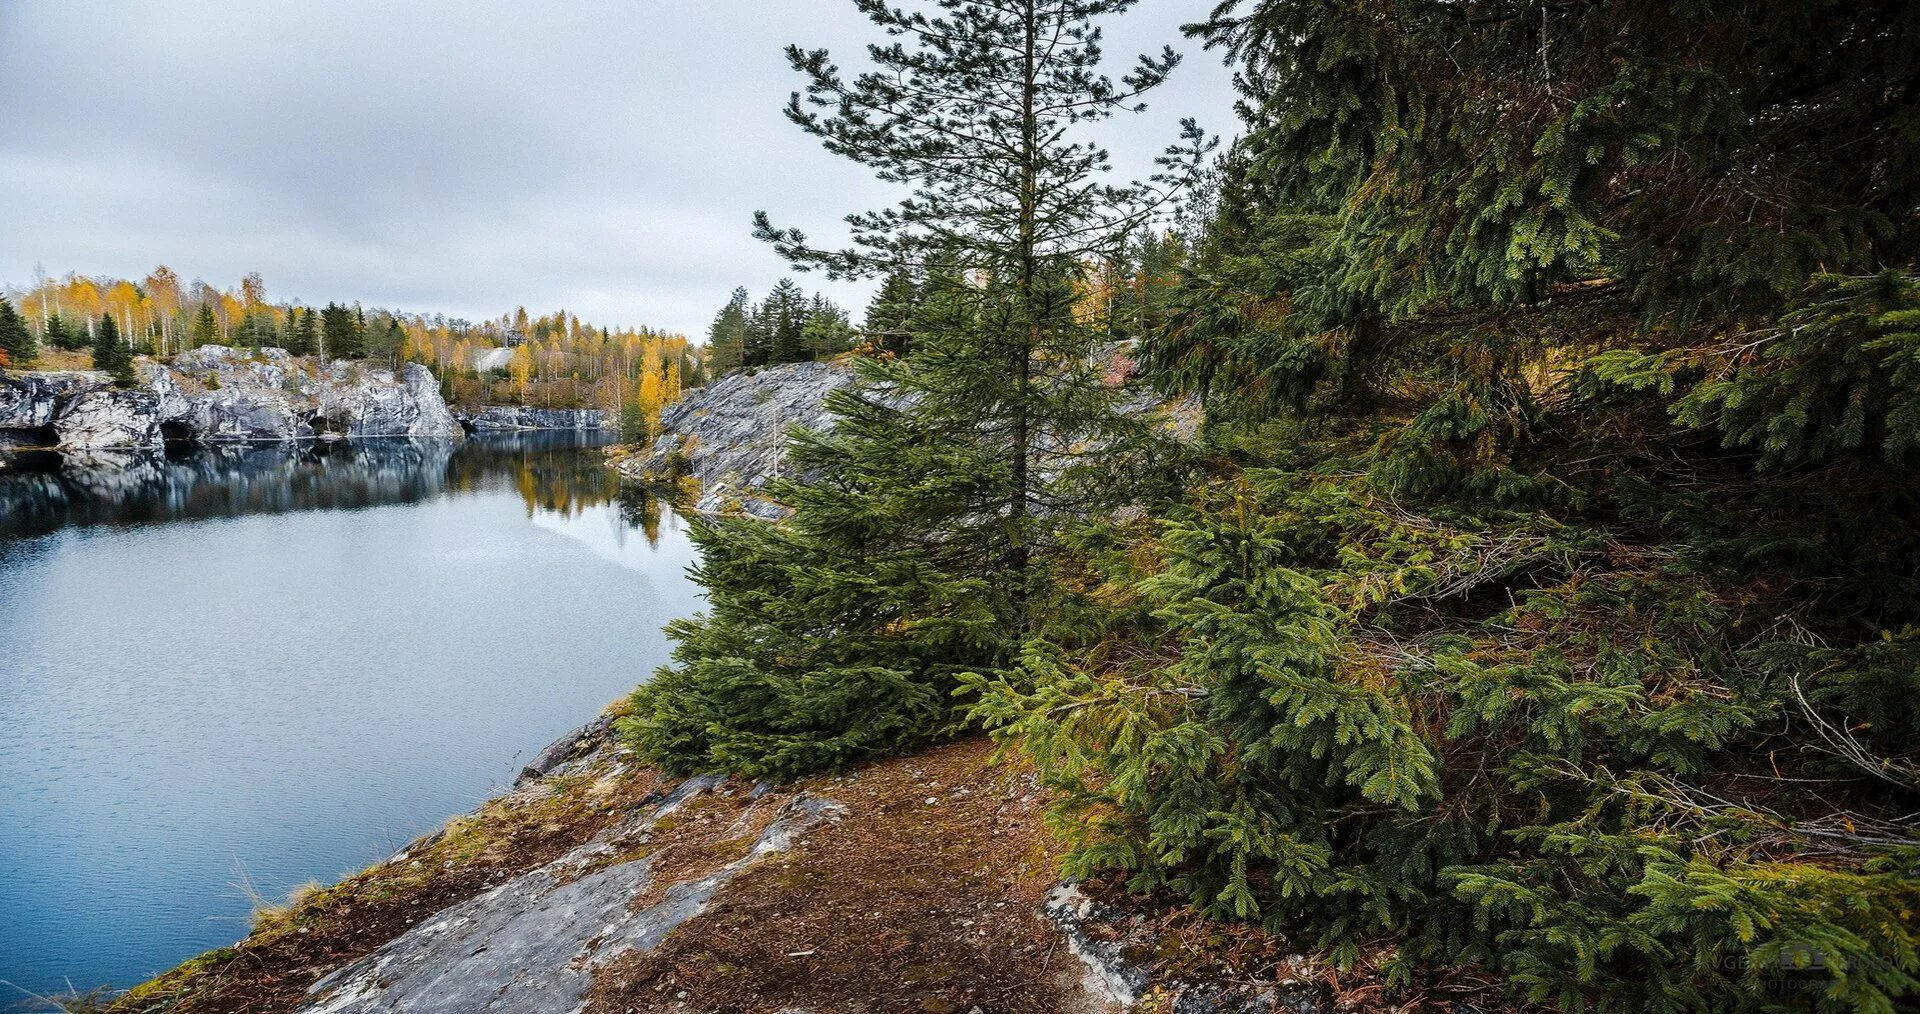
[0,346,460,454]
[457,405,606,432]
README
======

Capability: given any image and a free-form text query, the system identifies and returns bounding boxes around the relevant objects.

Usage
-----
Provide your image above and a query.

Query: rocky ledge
[457,405,606,432]
[0,345,460,454]
[113,725,1388,1014]
[617,357,1198,518]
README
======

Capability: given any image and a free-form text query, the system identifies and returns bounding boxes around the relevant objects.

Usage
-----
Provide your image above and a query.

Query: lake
[0,434,704,999]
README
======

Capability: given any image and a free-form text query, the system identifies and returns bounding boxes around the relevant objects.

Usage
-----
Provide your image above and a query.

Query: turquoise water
[0,435,702,999]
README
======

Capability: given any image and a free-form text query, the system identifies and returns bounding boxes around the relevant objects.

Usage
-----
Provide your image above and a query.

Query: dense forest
[617,2,1920,1012]
[0,271,702,434]
[703,280,857,370]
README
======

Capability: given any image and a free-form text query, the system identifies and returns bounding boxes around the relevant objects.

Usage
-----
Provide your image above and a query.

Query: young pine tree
[706,286,751,374]
[91,312,136,386]
[188,303,220,348]
[43,310,83,352]
[764,278,807,364]
[0,298,36,365]
[621,0,1207,779]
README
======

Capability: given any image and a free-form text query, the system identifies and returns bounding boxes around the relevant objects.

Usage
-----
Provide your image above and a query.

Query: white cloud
[0,0,1236,338]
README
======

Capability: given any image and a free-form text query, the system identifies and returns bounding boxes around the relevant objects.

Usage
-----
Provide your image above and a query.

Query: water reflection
[0,433,670,544]
[0,430,701,994]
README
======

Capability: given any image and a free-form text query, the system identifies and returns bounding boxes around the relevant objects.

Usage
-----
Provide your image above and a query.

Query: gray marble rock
[617,361,859,515]
[189,389,311,441]
[1,349,463,455]
[460,405,606,431]
[322,363,463,437]
[617,354,1199,518]
[0,370,108,430]
[52,387,164,450]
[299,785,844,1014]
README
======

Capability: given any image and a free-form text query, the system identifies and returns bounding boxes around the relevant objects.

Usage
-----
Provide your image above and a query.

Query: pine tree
[862,268,920,357]
[43,310,82,352]
[189,303,220,348]
[321,302,363,359]
[763,279,806,364]
[706,286,751,374]
[0,297,36,364]
[622,0,1206,778]
[91,312,135,386]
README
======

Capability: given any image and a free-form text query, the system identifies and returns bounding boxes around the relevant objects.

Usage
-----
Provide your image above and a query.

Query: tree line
[703,280,856,372]
[1,271,703,429]
[616,3,1920,1013]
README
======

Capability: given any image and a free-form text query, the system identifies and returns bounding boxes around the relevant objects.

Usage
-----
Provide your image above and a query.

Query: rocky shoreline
[0,345,460,453]
[456,405,606,432]
[112,715,1345,1014]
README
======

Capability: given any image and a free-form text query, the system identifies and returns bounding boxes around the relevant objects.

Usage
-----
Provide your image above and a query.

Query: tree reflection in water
[0,432,665,544]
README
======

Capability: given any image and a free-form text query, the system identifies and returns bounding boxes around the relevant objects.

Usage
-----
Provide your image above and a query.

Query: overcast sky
[0,1,1236,339]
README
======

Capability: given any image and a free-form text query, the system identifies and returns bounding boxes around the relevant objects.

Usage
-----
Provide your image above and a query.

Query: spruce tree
[91,313,135,386]
[0,297,35,365]
[43,310,82,352]
[706,286,751,374]
[189,303,220,348]
[765,279,807,363]
[741,300,772,368]
[282,307,317,356]
[622,0,1206,778]
[801,295,853,359]
[862,268,920,357]
[978,3,1920,1012]
[321,302,363,359]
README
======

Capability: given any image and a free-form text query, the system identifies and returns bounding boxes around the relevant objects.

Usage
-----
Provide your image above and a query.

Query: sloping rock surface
[618,361,855,517]
[617,356,1198,517]
[0,347,460,452]
[302,784,843,1014]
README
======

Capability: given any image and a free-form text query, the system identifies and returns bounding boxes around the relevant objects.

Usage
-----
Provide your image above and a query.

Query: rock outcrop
[0,347,461,454]
[458,405,606,432]
[52,387,165,451]
[617,356,1199,517]
[616,361,861,516]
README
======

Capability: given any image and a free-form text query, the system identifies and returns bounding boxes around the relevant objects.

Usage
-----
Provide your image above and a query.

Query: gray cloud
[0,1,1236,337]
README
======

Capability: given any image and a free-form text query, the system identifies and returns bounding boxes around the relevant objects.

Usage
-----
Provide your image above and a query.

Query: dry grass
[584,737,1090,1014]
